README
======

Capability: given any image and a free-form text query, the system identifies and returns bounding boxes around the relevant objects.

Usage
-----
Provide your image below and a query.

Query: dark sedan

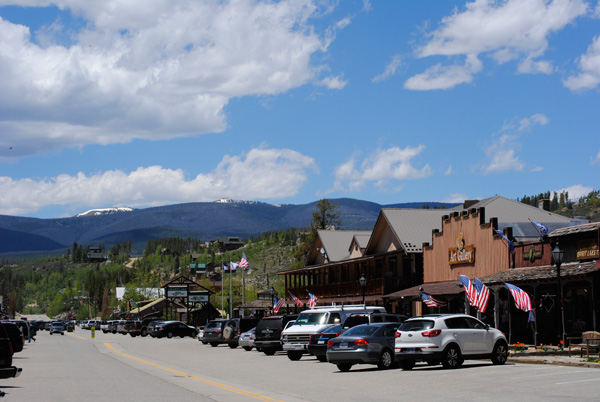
[307,325,342,362]
[326,322,400,372]
[150,321,197,339]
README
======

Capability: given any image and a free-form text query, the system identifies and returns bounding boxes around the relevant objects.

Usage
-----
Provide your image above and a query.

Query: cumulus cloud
[564,35,600,91]
[554,184,594,200]
[480,113,548,174]
[0,147,317,216]
[592,150,600,165]
[406,0,588,90]
[333,145,432,192]
[318,74,348,89]
[0,0,346,158]
[372,54,403,83]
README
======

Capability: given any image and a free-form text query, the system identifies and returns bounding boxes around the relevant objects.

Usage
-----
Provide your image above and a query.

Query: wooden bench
[567,331,600,358]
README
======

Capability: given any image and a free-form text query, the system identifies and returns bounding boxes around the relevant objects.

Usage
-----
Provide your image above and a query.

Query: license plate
[318,340,325,344]
[405,348,416,353]
[339,343,348,348]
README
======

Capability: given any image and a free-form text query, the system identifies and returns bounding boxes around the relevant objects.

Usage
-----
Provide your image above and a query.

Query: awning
[383,280,463,301]
[480,260,599,285]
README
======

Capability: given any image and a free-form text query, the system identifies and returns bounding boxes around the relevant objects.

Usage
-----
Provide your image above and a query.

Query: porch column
[493,287,501,330]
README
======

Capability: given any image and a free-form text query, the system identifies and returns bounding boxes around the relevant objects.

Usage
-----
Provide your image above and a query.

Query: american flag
[238,252,249,270]
[505,282,532,312]
[494,230,515,252]
[289,291,304,308]
[459,275,476,306]
[530,220,549,237]
[273,296,284,314]
[473,277,490,313]
[307,292,318,309]
[419,291,447,308]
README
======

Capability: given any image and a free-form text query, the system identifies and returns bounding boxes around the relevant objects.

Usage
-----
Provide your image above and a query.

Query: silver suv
[394,314,508,370]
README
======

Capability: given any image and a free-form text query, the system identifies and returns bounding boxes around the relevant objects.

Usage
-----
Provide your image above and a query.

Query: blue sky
[0,0,598,219]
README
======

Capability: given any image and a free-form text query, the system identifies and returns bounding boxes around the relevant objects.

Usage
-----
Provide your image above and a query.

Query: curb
[508,356,600,369]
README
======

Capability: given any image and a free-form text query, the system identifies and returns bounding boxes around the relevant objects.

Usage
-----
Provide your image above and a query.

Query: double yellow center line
[103,343,284,402]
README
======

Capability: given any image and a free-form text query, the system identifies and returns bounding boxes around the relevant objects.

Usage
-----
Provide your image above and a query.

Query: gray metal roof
[548,222,600,237]
[380,209,448,253]
[353,234,371,249]
[319,230,372,262]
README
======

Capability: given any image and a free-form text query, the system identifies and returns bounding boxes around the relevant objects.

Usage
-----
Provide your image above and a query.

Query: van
[254,314,298,355]
[280,305,385,360]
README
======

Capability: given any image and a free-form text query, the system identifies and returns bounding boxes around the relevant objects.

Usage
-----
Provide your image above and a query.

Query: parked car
[123,320,142,337]
[146,320,165,336]
[394,314,509,370]
[139,318,162,337]
[0,322,22,379]
[49,321,65,335]
[108,321,119,334]
[150,321,197,339]
[202,319,229,346]
[326,322,401,372]
[197,326,207,344]
[238,327,256,351]
[116,320,133,335]
[282,306,385,361]
[254,314,298,356]
[203,318,259,348]
[0,322,24,353]
[307,324,342,362]
[101,321,114,333]
[341,313,407,331]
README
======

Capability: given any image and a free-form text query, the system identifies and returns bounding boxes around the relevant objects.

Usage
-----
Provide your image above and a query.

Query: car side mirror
[484,324,490,330]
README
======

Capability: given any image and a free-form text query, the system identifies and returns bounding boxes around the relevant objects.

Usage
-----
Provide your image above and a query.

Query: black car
[150,321,197,339]
[0,322,22,379]
[254,314,298,355]
[0,322,24,353]
[202,319,230,346]
[326,322,401,372]
[307,324,342,362]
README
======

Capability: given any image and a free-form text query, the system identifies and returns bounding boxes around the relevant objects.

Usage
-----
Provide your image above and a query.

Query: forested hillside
[518,189,600,222]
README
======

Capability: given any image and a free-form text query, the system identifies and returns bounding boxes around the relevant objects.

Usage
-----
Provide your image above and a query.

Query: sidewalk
[508,347,600,368]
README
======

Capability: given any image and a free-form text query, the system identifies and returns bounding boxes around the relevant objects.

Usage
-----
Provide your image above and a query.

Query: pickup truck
[0,322,22,379]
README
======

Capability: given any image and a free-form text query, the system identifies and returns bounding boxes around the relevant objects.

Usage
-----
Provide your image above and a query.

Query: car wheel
[243,346,252,351]
[210,342,219,347]
[130,334,137,337]
[491,340,509,365]
[441,344,463,369]
[202,341,208,345]
[400,360,415,370]
[50,332,53,335]
[377,349,394,370]
[228,343,238,349]
[316,355,328,363]
[191,331,197,338]
[287,351,302,361]
[264,349,276,356]
[337,363,352,372]
[141,329,148,337]
[167,332,173,339]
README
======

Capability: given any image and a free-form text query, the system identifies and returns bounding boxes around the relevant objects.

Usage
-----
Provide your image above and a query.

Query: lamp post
[226,293,231,319]
[552,242,565,346]
[270,287,275,316]
[359,274,367,306]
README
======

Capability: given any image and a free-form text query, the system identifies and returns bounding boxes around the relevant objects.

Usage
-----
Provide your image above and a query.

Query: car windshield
[322,325,342,334]
[398,319,435,331]
[295,312,327,325]
[342,325,379,337]
[205,321,221,330]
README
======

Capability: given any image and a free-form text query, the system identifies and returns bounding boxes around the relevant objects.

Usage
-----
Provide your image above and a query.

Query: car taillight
[353,339,368,346]
[215,330,221,334]
[422,329,442,337]
[395,331,401,338]
[327,340,335,347]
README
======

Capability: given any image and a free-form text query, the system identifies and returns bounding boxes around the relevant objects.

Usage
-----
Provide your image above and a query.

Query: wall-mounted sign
[167,286,188,298]
[523,244,543,262]
[449,232,475,265]
[189,291,209,303]
[577,241,599,260]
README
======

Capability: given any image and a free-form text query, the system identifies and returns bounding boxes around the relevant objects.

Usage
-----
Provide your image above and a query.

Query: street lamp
[359,274,367,306]
[552,242,565,346]
[226,293,231,319]
[270,287,275,316]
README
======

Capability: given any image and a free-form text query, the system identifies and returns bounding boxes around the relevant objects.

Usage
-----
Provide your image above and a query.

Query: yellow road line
[66,333,88,340]
[104,343,284,402]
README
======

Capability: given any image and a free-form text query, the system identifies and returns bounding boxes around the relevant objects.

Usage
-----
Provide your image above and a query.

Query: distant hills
[0,198,456,255]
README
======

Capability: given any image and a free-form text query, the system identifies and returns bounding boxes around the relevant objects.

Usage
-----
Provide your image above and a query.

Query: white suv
[394,314,508,370]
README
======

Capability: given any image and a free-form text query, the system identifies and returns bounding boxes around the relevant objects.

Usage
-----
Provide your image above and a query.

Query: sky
[0,0,599,219]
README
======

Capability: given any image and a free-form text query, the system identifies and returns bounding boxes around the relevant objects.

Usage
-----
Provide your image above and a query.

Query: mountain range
[0,198,456,255]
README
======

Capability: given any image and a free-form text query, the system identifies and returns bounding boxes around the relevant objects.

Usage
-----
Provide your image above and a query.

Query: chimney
[464,200,479,209]
[538,199,550,211]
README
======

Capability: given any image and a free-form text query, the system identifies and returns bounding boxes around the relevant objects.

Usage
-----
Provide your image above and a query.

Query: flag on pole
[494,230,515,252]
[529,220,549,238]
[289,291,304,308]
[223,262,237,273]
[223,262,230,273]
[238,252,249,270]
[307,292,318,308]
[459,275,477,306]
[419,291,447,308]
[273,296,284,314]
[473,277,490,313]
[505,282,532,312]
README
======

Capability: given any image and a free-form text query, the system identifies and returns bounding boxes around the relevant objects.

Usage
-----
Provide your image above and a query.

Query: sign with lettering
[449,233,475,265]
[189,291,209,303]
[577,241,599,260]
[167,286,188,298]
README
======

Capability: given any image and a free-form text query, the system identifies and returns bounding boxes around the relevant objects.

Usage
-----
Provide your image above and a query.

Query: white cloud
[554,184,594,200]
[333,145,433,192]
[318,74,348,89]
[592,150,600,165]
[404,54,483,90]
[372,54,403,83]
[444,165,454,175]
[0,1,345,157]
[0,147,317,215]
[519,113,549,131]
[564,35,600,91]
[406,0,588,90]
[443,193,469,204]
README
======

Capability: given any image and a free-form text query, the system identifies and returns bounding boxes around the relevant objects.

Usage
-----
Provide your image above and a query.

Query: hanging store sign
[523,244,543,262]
[167,286,188,298]
[577,241,599,260]
[189,291,209,303]
[449,232,475,265]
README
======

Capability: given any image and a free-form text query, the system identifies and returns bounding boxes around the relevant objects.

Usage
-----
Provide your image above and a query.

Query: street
[3,329,600,401]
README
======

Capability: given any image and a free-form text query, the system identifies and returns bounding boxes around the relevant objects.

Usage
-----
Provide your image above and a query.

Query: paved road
[3,328,600,401]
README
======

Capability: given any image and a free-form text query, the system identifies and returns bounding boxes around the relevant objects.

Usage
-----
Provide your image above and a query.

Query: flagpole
[242,267,245,318]
[221,262,224,316]
[229,262,233,319]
